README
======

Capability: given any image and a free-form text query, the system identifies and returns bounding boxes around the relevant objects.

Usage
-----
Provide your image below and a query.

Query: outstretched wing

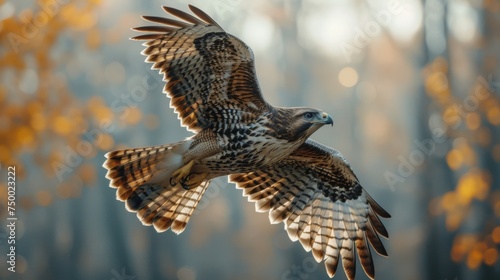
[229,139,390,280]
[132,5,268,132]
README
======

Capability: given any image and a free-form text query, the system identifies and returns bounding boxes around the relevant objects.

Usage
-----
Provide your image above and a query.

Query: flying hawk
[103,5,390,280]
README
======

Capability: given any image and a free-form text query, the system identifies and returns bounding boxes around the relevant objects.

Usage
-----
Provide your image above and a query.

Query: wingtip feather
[162,6,204,25]
[188,4,222,28]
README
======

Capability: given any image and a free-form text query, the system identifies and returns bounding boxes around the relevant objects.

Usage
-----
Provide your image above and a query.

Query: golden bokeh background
[0,0,499,279]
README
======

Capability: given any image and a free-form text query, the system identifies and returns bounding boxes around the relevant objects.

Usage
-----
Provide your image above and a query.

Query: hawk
[103,5,390,280]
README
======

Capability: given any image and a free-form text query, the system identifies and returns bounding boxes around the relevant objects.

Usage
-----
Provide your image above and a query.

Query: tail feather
[104,144,176,200]
[151,181,210,233]
[103,140,210,233]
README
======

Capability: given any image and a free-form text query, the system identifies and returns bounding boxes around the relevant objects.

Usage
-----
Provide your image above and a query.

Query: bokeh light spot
[492,227,500,244]
[52,116,72,136]
[467,248,482,269]
[487,107,500,125]
[338,67,358,88]
[465,112,480,130]
[123,107,142,125]
[177,266,196,280]
[97,133,114,151]
[36,191,53,207]
[494,144,500,162]
[484,248,498,265]
[446,149,463,170]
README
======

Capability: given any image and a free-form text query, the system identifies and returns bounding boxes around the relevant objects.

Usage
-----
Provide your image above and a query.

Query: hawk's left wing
[132,5,269,133]
[229,139,390,280]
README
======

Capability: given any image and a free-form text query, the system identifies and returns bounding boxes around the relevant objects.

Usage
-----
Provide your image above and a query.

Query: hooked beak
[321,112,334,126]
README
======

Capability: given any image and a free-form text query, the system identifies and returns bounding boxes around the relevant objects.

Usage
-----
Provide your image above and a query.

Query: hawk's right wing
[229,139,390,280]
[132,5,269,132]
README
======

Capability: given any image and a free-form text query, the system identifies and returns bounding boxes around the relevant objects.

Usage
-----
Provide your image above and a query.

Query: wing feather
[230,139,390,279]
[132,5,269,132]
[188,5,222,27]
[325,236,341,278]
[366,220,388,256]
[140,15,191,28]
[132,26,177,33]
[162,6,206,25]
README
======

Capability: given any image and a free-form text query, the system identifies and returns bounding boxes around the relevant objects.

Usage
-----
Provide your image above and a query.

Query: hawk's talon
[180,176,191,190]
[172,160,195,183]
[171,175,193,189]
[169,177,177,186]
[170,160,195,187]
[181,181,191,190]
[184,172,208,189]
[171,173,209,190]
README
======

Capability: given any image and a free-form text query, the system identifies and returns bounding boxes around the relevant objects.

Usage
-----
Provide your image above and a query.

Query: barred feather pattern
[132,5,269,133]
[229,139,390,280]
[103,5,390,279]
[103,140,210,233]
[105,5,339,236]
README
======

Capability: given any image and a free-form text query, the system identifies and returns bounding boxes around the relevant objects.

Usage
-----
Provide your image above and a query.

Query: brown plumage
[103,4,389,279]
[230,139,390,279]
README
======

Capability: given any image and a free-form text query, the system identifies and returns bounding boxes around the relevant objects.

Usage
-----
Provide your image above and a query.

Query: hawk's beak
[321,112,334,126]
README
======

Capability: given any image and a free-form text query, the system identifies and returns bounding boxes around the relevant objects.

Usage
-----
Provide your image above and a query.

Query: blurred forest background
[0,0,499,279]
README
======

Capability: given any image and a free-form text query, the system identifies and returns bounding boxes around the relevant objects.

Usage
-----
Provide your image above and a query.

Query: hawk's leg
[180,173,209,190]
[170,131,221,188]
[171,160,194,186]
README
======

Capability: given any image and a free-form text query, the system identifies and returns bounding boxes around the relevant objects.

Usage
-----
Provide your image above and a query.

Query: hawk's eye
[304,112,315,120]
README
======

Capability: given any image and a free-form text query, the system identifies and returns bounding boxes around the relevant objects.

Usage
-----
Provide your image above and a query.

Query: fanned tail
[103,140,210,233]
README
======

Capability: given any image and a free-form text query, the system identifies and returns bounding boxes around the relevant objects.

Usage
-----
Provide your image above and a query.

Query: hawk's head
[273,107,333,141]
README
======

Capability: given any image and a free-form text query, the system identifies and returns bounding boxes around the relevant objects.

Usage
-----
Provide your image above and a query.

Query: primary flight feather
[103,4,389,279]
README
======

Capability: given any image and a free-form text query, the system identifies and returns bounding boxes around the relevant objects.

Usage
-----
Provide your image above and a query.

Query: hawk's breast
[200,120,301,174]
